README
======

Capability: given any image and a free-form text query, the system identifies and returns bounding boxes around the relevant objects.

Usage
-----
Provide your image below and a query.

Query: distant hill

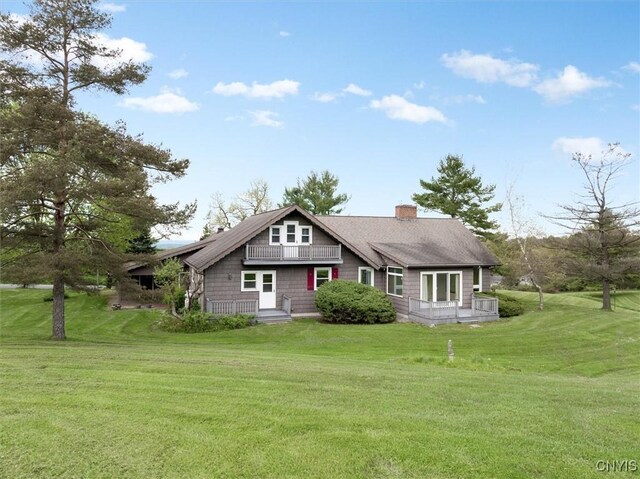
[155,240,194,251]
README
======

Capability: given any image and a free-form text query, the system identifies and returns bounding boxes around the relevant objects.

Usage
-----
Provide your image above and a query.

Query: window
[270,226,281,245]
[420,271,462,304]
[386,267,403,297]
[358,267,374,286]
[286,223,296,243]
[300,226,311,244]
[314,267,331,290]
[241,271,257,291]
[473,266,482,292]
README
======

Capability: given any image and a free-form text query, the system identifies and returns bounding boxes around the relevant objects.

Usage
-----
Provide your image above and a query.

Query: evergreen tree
[281,170,349,215]
[0,0,195,339]
[412,155,501,238]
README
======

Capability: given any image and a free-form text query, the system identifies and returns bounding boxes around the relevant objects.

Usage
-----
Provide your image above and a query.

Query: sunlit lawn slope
[1,289,638,478]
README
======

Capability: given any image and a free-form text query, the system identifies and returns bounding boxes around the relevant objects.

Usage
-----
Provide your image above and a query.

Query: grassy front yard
[1,289,638,478]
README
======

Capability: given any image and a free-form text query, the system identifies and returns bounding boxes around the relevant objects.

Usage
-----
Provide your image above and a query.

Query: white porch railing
[245,244,341,262]
[472,294,499,315]
[205,298,258,316]
[408,298,459,319]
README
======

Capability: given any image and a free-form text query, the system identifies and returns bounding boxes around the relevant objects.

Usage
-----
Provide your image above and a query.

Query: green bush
[315,280,396,324]
[154,311,256,333]
[483,291,525,318]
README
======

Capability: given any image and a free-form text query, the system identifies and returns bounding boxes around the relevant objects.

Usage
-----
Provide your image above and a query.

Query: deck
[408,296,499,325]
[243,244,342,265]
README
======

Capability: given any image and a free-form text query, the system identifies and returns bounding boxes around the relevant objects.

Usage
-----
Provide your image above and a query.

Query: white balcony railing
[245,244,341,262]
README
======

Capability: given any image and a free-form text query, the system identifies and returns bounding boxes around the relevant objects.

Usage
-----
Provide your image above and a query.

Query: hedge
[315,280,396,324]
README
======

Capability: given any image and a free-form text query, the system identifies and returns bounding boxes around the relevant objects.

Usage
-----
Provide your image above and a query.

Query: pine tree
[281,170,349,215]
[412,155,501,238]
[0,0,195,339]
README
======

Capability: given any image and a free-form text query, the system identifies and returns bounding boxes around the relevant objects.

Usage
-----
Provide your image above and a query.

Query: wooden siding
[203,241,368,315]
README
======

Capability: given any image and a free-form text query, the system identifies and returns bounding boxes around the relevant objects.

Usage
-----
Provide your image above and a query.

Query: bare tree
[203,179,273,235]
[505,184,548,310]
[546,143,640,311]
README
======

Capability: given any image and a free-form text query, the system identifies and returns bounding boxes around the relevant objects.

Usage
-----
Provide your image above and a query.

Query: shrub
[154,311,256,333]
[482,291,525,318]
[315,280,396,324]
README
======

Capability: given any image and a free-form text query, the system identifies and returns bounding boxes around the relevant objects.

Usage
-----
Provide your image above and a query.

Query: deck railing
[408,297,459,319]
[245,244,341,262]
[205,298,258,316]
[472,294,499,315]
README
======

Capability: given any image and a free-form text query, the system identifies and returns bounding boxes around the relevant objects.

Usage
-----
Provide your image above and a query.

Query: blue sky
[6,1,640,240]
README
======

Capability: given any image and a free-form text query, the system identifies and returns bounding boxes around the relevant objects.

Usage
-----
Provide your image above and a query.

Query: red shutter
[307,268,315,291]
[332,267,339,280]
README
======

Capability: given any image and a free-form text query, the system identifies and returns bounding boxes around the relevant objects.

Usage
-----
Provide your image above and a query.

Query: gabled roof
[184,207,498,272]
[124,233,218,272]
[315,215,499,268]
[184,205,368,272]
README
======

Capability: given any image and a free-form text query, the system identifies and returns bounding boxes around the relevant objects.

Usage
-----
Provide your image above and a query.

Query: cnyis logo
[595,460,638,473]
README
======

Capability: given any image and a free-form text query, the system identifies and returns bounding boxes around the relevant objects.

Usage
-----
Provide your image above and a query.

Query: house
[140,204,499,323]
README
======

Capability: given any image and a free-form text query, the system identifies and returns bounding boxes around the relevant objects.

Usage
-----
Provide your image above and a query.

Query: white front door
[258,271,276,309]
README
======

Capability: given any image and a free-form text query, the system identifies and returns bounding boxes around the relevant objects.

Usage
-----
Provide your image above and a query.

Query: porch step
[457,318,480,324]
[256,309,292,323]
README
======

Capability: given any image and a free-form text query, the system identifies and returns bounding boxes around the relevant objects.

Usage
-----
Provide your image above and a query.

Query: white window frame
[314,267,332,291]
[358,266,374,287]
[473,266,482,292]
[269,226,281,245]
[386,267,403,297]
[283,221,298,245]
[300,225,313,244]
[241,271,258,292]
[419,271,463,305]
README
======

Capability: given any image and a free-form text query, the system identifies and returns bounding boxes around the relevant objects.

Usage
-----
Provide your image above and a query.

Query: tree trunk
[602,279,612,311]
[536,286,544,311]
[52,198,66,340]
[52,273,66,339]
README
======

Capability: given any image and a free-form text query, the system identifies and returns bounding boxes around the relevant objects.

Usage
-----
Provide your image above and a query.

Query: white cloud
[533,65,611,103]
[168,69,189,79]
[224,115,245,122]
[413,81,426,90]
[623,61,640,74]
[213,80,300,99]
[250,110,284,128]
[312,92,338,103]
[343,83,372,97]
[632,104,640,111]
[120,88,199,114]
[441,50,539,87]
[370,95,447,124]
[92,33,153,69]
[552,137,607,159]
[99,3,126,13]
[279,31,291,37]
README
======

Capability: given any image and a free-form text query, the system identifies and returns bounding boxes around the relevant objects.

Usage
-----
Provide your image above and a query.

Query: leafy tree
[0,0,195,339]
[203,179,272,235]
[153,259,185,317]
[280,170,349,215]
[546,143,639,311]
[412,155,501,238]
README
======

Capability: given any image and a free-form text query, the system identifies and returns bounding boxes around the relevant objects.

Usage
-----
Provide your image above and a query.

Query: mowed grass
[0,289,638,478]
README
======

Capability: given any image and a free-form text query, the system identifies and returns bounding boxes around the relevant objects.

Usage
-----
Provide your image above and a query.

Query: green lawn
[1,289,638,478]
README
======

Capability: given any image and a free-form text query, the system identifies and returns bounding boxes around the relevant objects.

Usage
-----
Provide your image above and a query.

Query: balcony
[244,244,342,265]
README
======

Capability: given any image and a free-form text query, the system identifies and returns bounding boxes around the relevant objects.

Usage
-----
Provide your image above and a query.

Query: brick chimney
[395,204,417,220]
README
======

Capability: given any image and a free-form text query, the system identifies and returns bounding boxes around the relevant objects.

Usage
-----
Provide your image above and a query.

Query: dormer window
[286,223,296,243]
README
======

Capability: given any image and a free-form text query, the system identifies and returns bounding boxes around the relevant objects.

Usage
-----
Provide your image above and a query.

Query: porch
[243,244,342,265]
[205,295,292,322]
[408,294,499,325]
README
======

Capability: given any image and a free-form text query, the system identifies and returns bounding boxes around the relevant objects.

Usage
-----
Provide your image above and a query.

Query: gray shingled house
[129,204,499,323]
